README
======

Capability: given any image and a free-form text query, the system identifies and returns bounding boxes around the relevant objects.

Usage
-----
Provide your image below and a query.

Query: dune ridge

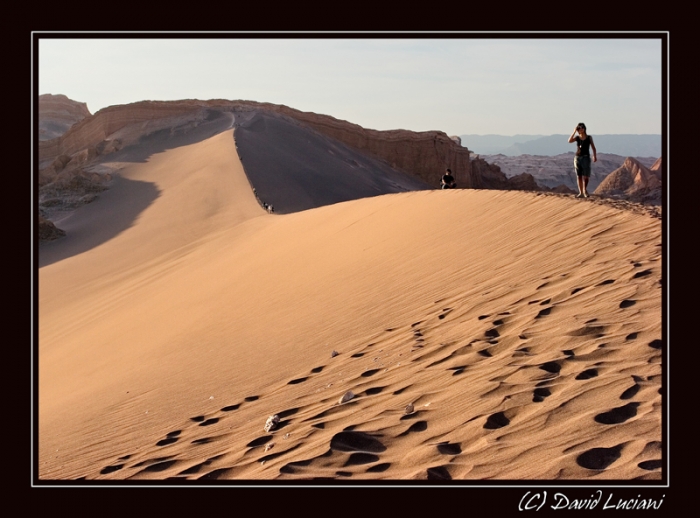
[38,119,662,481]
[39,99,527,195]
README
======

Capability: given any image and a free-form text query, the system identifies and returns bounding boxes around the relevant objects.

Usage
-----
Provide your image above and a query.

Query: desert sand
[38,115,663,482]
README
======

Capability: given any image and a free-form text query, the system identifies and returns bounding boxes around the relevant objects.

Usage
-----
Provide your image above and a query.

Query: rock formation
[39,94,91,141]
[476,152,658,192]
[469,156,541,191]
[38,99,520,191]
[262,103,479,188]
[594,157,662,205]
[39,214,66,241]
[37,98,543,239]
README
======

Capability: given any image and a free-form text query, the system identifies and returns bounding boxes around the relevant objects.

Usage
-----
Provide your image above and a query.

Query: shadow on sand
[38,109,236,268]
[234,110,431,214]
[38,176,161,268]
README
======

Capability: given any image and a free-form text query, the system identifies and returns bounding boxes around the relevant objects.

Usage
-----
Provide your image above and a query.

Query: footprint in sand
[399,421,428,436]
[575,368,598,380]
[287,377,308,385]
[361,369,380,377]
[540,361,561,374]
[221,403,240,412]
[178,460,212,475]
[626,332,638,341]
[594,402,639,424]
[244,395,260,402]
[278,407,299,419]
[198,468,233,480]
[633,269,652,279]
[648,339,662,349]
[366,462,391,473]
[568,325,606,337]
[437,442,462,455]
[100,464,125,475]
[136,460,179,473]
[597,279,615,286]
[638,459,662,471]
[533,387,551,402]
[156,430,182,446]
[279,458,314,474]
[132,456,172,468]
[330,431,387,453]
[247,435,273,448]
[535,307,552,319]
[619,299,636,308]
[199,417,219,427]
[620,382,641,400]
[576,445,623,470]
[426,466,452,480]
[344,453,380,466]
[311,366,324,373]
[400,411,422,421]
[484,412,510,429]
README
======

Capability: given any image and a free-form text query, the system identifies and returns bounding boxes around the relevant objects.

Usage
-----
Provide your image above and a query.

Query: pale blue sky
[37,36,664,136]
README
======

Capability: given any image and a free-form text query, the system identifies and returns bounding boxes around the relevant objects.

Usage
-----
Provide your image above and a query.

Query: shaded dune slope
[234,110,431,214]
[39,124,662,482]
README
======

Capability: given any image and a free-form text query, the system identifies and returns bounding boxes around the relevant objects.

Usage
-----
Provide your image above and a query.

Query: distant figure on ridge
[441,168,457,189]
[568,123,597,198]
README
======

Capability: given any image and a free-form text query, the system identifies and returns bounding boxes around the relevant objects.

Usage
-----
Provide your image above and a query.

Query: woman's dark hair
[577,122,587,131]
[446,168,452,173]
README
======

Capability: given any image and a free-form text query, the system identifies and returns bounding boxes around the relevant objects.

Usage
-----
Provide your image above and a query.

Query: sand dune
[38,122,663,482]
[233,109,431,213]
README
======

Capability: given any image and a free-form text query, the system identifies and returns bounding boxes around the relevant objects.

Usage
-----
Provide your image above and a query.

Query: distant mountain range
[460,134,661,158]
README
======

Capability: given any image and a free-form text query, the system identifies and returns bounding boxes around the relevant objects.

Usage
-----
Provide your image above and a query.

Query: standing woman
[568,123,597,198]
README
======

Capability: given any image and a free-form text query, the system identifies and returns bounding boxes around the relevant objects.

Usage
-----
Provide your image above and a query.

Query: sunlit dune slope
[39,127,662,481]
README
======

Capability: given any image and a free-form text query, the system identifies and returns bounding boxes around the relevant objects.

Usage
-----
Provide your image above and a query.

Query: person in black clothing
[441,168,456,189]
[568,122,597,198]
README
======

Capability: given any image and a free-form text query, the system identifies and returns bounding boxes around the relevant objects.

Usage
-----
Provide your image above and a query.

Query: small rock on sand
[339,391,355,404]
[264,414,280,432]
